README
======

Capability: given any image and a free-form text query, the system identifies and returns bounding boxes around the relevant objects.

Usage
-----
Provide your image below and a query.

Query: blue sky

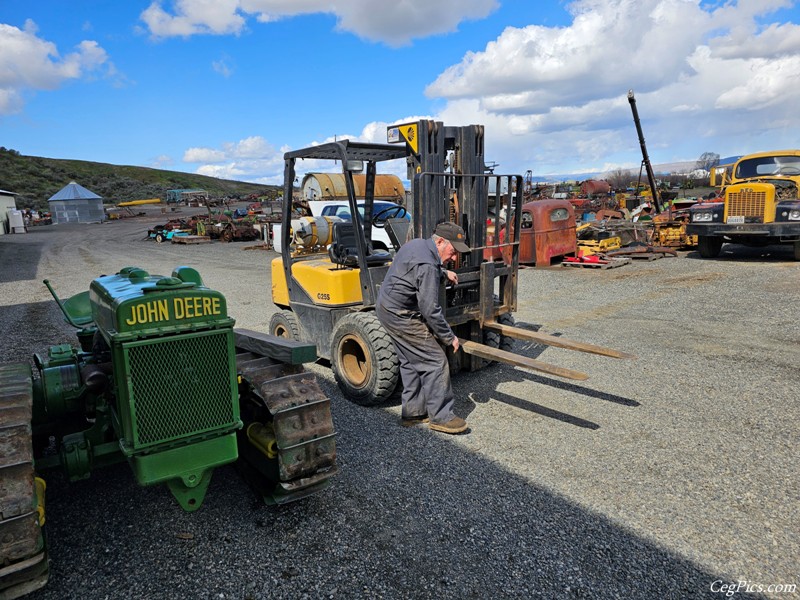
[2,0,800,186]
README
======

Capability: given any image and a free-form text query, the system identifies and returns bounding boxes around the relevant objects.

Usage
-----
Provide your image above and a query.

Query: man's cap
[434,222,471,253]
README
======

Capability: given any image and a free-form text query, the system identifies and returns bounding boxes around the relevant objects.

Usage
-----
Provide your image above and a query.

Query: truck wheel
[269,310,300,341]
[331,312,399,406]
[697,236,722,258]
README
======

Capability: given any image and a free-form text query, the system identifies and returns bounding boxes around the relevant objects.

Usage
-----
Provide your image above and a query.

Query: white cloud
[141,0,246,37]
[212,55,233,77]
[175,0,800,180]
[0,20,113,115]
[427,0,708,112]
[183,147,227,163]
[418,0,800,174]
[141,0,497,45]
[225,135,271,158]
[196,163,248,178]
[182,135,286,182]
[150,154,174,168]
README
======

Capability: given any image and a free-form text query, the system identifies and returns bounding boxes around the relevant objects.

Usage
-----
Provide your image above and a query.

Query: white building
[0,189,18,235]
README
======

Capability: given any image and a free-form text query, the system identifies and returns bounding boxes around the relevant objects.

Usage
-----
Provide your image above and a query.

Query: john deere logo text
[125,296,221,326]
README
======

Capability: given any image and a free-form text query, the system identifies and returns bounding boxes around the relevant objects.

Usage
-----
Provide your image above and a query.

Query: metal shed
[48,182,105,224]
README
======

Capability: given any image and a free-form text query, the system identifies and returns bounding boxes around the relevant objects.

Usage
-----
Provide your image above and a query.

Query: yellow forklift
[269,120,633,405]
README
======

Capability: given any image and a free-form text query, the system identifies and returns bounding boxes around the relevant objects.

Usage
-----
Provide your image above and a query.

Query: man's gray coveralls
[375,238,456,424]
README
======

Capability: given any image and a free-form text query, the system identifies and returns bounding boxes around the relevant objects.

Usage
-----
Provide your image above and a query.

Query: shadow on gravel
[685,244,796,262]
[519,372,641,407]
[0,301,77,363]
[0,237,42,283]
[466,384,601,429]
[33,388,760,600]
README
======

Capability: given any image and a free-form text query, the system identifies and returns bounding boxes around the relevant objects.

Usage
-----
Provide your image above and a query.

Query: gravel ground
[1,212,798,600]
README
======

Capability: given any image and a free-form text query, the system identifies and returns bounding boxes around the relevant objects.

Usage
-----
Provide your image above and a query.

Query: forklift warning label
[124,296,222,326]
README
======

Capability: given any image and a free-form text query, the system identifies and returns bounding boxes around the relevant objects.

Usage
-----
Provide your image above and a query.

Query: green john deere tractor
[0,265,337,598]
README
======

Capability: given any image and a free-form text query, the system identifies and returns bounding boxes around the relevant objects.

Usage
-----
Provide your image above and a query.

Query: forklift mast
[388,120,523,326]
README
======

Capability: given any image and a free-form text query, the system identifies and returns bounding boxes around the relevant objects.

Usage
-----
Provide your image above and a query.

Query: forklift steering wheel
[372,205,407,228]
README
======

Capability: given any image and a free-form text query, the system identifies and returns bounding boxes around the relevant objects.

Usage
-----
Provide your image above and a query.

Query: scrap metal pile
[145,208,274,244]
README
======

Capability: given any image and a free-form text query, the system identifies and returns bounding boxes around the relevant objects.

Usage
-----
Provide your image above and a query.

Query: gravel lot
[1,212,798,600]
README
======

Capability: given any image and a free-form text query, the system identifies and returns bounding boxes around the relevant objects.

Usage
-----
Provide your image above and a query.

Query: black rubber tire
[330,312,399,406]
[697,236,723,258]
[269,310,301,341]
[794,240,800,261]
[155,233,165,243]
[482,312,516,366]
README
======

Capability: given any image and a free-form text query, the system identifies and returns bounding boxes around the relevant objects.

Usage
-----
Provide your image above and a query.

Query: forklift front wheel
[269,310,301,341]
[331,312,399,406]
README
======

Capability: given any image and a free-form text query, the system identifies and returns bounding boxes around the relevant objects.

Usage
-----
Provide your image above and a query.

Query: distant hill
[534,160,699,183]
[0,147,280,210]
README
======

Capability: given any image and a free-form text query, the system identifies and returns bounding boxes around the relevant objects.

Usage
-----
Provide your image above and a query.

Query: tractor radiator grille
[728,190,766,219]
[125,331,236,448]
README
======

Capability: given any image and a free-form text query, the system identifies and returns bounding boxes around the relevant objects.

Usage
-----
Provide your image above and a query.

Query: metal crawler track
[0,363,48,600]
[234,334,338,504]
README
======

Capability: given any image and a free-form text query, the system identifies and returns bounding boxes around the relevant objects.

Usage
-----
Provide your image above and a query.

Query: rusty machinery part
[330,312,399,406]
[775,180,799,201]
[235,353,337,504]
[653,223,698,248]
[0,363,49,599]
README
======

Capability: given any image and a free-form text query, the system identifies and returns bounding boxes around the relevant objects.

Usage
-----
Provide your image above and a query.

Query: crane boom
[627,90,663,213]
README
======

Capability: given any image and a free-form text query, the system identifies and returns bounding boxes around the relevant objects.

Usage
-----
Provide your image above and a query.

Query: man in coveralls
[376,222,470,434]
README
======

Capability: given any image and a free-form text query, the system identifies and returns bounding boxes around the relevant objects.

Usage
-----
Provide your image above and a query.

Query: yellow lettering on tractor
[125,299,169,325]
[124,296,222,326]
[173,297,185,320]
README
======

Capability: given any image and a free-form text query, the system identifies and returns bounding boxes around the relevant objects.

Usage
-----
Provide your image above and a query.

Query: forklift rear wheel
[697,236,722,258]
[269,310,301,341]
[331,312,399,406]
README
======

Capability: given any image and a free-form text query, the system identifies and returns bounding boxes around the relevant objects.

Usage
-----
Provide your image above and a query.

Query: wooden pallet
[561,257,631,269]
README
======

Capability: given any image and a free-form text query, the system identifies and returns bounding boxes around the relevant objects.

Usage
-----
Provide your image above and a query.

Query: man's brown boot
[400,415,430,427]
[429,416,468,434]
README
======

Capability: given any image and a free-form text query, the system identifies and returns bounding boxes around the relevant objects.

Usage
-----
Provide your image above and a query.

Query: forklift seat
[328,221,391,267]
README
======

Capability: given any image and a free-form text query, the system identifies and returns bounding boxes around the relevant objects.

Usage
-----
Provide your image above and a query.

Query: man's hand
[452,337,460,352]
[445,269,458,285]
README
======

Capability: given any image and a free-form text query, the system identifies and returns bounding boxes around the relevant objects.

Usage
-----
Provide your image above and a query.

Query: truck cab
[308,200,410,252]
[687,150,800,259]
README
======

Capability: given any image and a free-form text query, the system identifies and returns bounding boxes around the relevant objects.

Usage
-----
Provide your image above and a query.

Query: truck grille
[728,190,766,219]
[125,331,237,449]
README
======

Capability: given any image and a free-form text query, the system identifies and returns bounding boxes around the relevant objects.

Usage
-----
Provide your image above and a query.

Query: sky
[2,0,800,186]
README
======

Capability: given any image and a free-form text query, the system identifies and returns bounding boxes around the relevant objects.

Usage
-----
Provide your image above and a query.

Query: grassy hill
[0,147,280,211]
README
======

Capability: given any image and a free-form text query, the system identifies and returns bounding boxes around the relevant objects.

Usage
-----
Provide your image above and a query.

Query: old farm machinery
[0,266,337,598]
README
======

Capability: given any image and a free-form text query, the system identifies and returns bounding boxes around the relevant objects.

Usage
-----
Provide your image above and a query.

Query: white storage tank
[301,173,405,203]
